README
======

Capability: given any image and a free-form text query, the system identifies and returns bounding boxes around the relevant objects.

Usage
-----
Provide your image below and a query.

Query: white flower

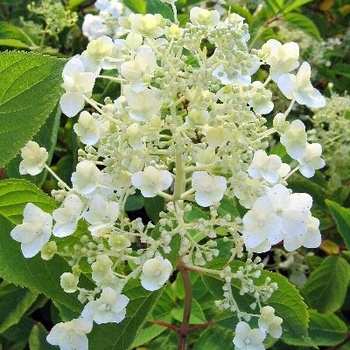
[242,196,283,252]
[277,62,326,108]
[60,272,79,293]
[140,256,172,291]
[131,166,173,197]
[191,171,227,207]
[280,120,307,160]
[60,55,97,117]
[258,306,283,339]
[82,14,109,41]
[260,39,299,82]
[131,14,166,38]
[185,109,209,126]
[73,111,101,145]
[19,141,48,176]
[248,81,274,114]
[53,194,83,237]
[127,123,144,149]
[190,7,220,27]
[46,318,92,350]
[83,194,119,233]
[71,160,101,195]
[91,254,113,284]
[10,203,52,258]
[233,321,266,350]
[120,45,158,92]
[81,287,129,324]
[203,126,232,148]
[297,142,325,178]
[248,150,290,184]
[125,87,163,122]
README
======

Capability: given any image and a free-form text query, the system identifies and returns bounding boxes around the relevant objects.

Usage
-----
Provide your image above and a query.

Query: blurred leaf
[302,256,350,313]
[171,298,207,325]
[283,13,321,40]
[283,0,314,14]
[325,200,350,250]
[264,0,285,15]
[1,316,35,350]
[145,195,165,223]
[0,52,65,167]
[0,22,33,49]
[319,239,340,255]
[124,0,146,13]
[0,282,38,333]
[28,323,56,350]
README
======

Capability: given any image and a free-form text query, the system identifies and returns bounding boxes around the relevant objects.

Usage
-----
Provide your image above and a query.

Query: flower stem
[177,262,192,350]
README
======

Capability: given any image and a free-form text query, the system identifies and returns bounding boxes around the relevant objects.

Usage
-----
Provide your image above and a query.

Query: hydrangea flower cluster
[12,4,326,349]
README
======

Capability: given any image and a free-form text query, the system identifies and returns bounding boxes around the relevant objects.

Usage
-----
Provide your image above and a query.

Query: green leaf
[0,52,65,167]
[326,200,350,250]
[123,0,146,13]
[146,0,174,20]
[302,256,350,313]
[28,323,56,350]
[88,283,162,350]
[0,282,38,333]
[171,298,207,325]
[144,195,165,223]
[0,23,33,49]
[283,310,348,346]
[193,325,235,350]
[283,0,314,13]
[1,316,35,350]
[5,103,61,188]
[264,0,284,15]
[0,179,88,312]
[283,13,321,40]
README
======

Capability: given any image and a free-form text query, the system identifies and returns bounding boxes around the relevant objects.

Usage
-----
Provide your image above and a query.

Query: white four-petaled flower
[19,141,48,176]
[233,321,266,350]
[10,203,52,258]
[140,256,172,291]
[192,171,227,207]
[131,166,173,197]
[81,287,129,324]
[46,318,93,350]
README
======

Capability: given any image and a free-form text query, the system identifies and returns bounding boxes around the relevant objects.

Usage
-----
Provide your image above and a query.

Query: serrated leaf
[0,179,89,311]
[283,310,347,346]
[325,200,350,250]
[283,13,321,40]
[88,283,162,350]
[302,256,350,313]
[0,52,65,167]
[0,282,38,333]
[6,103,61,188]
